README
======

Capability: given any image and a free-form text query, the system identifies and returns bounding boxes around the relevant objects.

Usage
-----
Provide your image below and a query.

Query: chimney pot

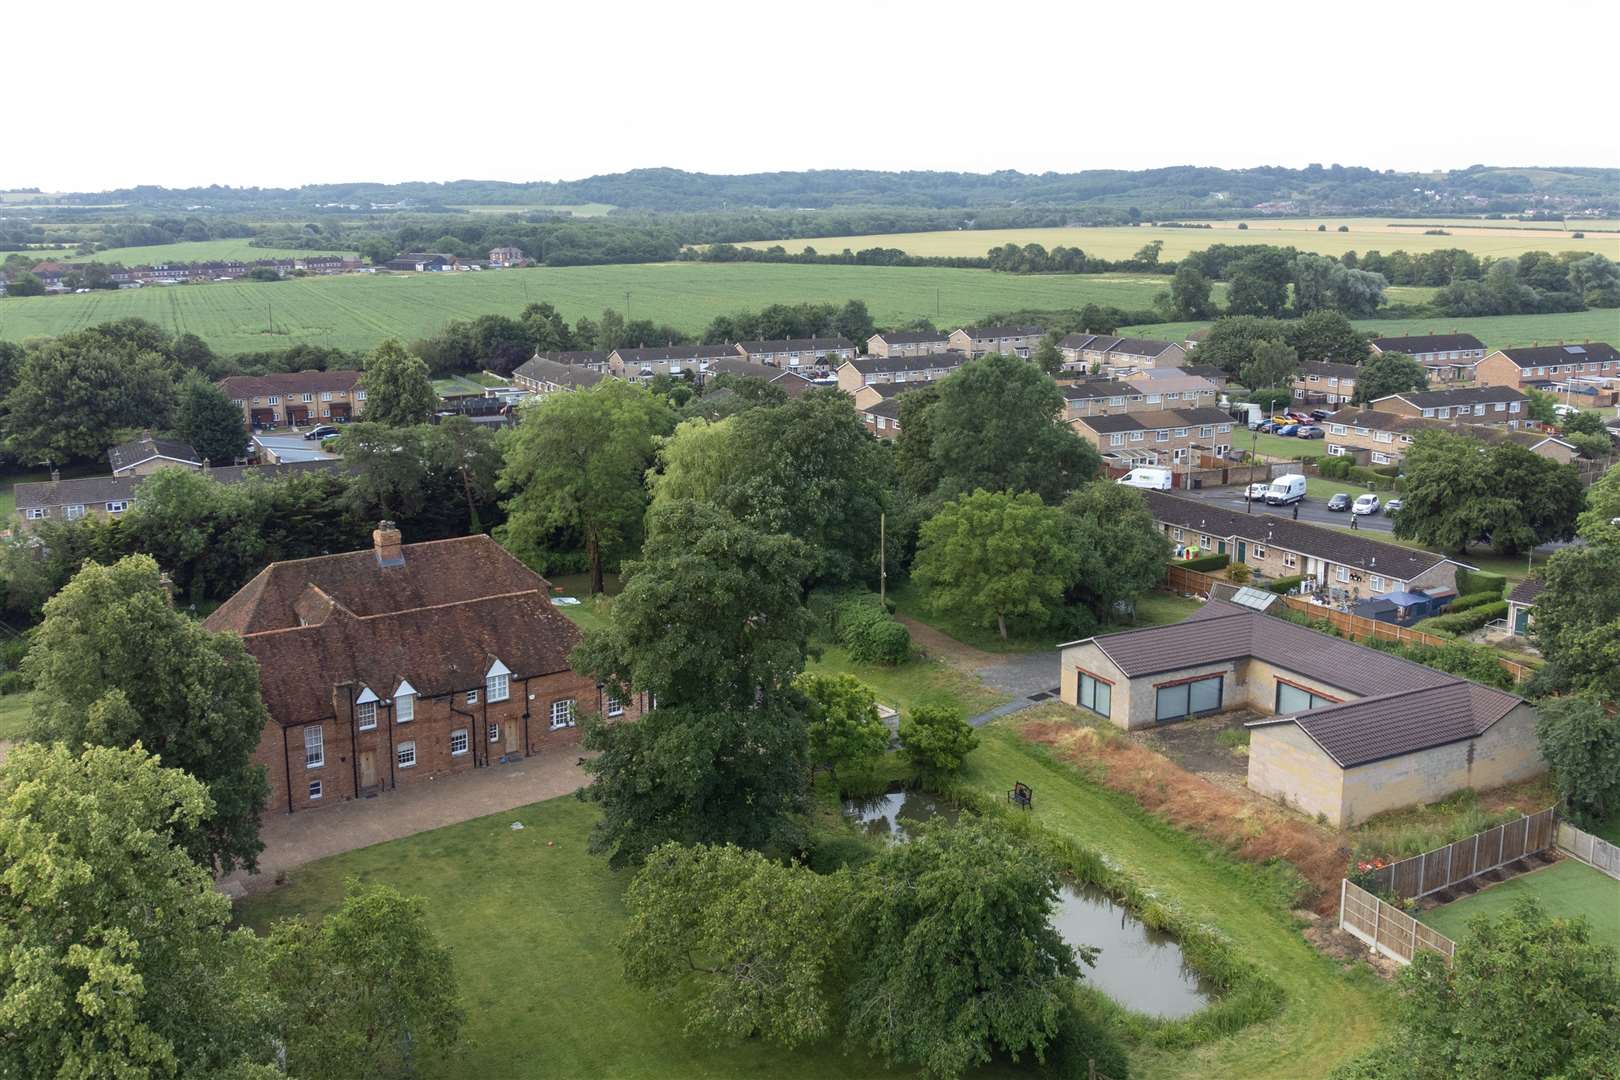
[373,520,404,567]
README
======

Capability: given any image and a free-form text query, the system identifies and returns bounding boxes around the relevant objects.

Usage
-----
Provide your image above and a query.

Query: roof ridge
[252,533,497,574]
[239,588,550,640]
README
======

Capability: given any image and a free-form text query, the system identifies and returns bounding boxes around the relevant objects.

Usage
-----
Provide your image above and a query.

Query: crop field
[733,218,1620,261]
[0,262,1178,353]
[1420,859,1620,951]
[1125,308,1620,350]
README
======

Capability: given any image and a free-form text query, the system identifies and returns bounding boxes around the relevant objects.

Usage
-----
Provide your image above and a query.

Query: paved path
[969,650,1061,728]
[221,752,589,897]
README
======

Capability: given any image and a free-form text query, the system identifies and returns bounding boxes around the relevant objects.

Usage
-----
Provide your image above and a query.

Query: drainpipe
[386,700,397,790]
[521,676,532,754]
[282,726,293,814]
[450,699,478,769]
[346,684,359,798]
[480,688,489,765]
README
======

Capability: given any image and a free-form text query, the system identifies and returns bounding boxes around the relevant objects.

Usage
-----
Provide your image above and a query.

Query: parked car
[303,425,340,440]
[1246,481,1271,500]
[1352,493,1382,515]
[1257,421,1280,434]
[1384,499,1403,514]
[1295,425,1324,439]
[1275,424,1299,436]
[318,431,343,442]
[1309,409,1332,421]
[1327,493,1351,512]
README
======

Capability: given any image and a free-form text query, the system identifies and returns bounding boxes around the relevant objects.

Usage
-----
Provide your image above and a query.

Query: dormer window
[395,679,416,723]
[486,660,511,702]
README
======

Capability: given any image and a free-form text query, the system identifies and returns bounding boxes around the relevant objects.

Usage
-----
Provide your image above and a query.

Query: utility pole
[879,512,887,605]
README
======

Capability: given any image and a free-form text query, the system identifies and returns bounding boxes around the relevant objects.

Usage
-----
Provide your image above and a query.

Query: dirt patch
[896,614,998,673]
[1129,711,1255,784]
[1018,708,1351,913]
[1300,911,1404,979]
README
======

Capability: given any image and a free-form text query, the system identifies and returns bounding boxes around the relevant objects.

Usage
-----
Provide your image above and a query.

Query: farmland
[5,238,354,265]
[732,217,1620,261]
[0,262,1180,353]
[1125,308,1620,350]
[448,202,616,216]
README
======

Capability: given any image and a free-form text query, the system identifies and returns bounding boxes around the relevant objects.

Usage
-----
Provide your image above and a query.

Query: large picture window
[1275,682,1337,714]
[1155,675,1223,722]
[1078,672,1111,718]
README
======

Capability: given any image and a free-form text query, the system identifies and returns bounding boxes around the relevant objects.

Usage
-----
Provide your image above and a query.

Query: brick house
[1059,598,1539,826]
[1061,374,1220,420]
[217,370,365,430]
[511,354,607,395]
[1322,408,1577,467]
[1369,333,1488,384]
[1142,490,1466,600]
[946,325,1043,358]
[1070,408,1235,467]
[108,435,203,476]
[865,330,951,358]
[487,246,528,267]
[607,344,739,382]
[204,525,635,815]
[733,336,856,369]
[1366,386,1527,426]
[1475,342,1620,392]
[834,352,971,391]
[1292,361,1360,405]
[1057,335,1187,373]
[705,356,819,397]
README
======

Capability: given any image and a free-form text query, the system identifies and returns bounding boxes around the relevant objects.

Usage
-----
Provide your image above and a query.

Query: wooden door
[505,721,519,755]
[359,750,377,790]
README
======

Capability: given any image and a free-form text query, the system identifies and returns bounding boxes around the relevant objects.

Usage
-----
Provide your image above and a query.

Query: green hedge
[1412,600,1509,637]
[826,590,911,665]
[1175,553,1230,571]
[1455,569,1507,599]
[1315,456,1402,490]
[1444,590,1506,614]
[1265,575,1306,595]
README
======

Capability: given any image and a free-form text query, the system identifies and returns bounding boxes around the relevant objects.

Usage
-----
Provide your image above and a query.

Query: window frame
[549,698,577,730]
[356,700,377,731]
[397,741,417,769]
[486,671,509,702]
[450,728,469,756]
[308,779,323,800]
[304,725,325,769]
[395,690,415,724]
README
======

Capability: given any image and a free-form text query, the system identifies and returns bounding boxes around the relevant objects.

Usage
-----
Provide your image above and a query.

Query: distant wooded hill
[15,165,1619,215]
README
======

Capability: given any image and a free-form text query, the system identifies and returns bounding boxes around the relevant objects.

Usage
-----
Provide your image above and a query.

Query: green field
[1420,859,1620,951]
[1128,309,1620,350]
[8,238,357,266]
[448,203,616,217]
[735,218,1620,262]
[0,263,1177,353]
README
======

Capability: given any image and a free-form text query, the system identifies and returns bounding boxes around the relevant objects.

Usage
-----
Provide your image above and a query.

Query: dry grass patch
[1017,705,1351,911]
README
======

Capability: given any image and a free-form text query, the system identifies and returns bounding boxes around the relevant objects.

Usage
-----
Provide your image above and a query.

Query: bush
[900,704,978,783]
[1265,574,1305,594]
[1444,590,1507,614]
[1226,563,1252,583]
[1040,992,1132,1080]
[1346,465,1400,490]
[1455,569,1507,599]
[1175,553,1229,571]
[0,670,27,696]
[820,590,912,664]
[1413,600,1508,637]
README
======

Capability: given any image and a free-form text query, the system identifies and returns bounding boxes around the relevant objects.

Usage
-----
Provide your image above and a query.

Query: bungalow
[947,324,1043,358]
[734,336,856,369]
[1506,578,1543,637]
[108,435,203,476]
[1292,361,1360,405]
[1367,385,1527,426]
[1323,408,1577,467]
[217,370,366,430]
[1059,599,1541,826]
[1370,333,1488,384]
[834,352,971,391]
[511,354,606,395]
[608,343,739,381]
[203,525,640,814]
[1475,342,1620,392]
[866,330,951,358]
[13,459,345,530]
[383,253,454,272]
[1142,490,1467,600]
[1070,408,1235,467]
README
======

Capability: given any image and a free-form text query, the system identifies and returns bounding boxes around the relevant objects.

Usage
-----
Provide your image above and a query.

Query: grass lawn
[1128,591,1205,628]
[1123,309,1620,352]
[1420,859,1620,952]
[887,579,1057,654]
[1590,812,1620,847]
[1239,431,1326,462]
[0,691,33,741]
[805,644,1007,717]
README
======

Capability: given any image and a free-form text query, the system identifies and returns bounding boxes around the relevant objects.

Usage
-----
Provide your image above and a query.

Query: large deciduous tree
[2,331,175,464]
[845,820,1085,1080]
[0,742,272,1079]
[360,338,435,426]
[265,881,465,1079]
[620,843,848,1049]
[1351,350,1428,404]
[1166,263,1217,320]
[1224,250,1293,318]
[1529,542,1620,702]
[1576,461,1620,545]
[1293,253,1387,317]
[174,372,249,464]
[913,489,1081,640]
[1240,339,1300,391]
[797,671,889,782]
[1283,309,1370,363]
[1062,481,1172,623]
[1395,432,1583,556]
[23,555,270,873]
[920,354,1099,505]
[1196,314,1290,376]
[500,379,675,594]
[1535,693,1620,829]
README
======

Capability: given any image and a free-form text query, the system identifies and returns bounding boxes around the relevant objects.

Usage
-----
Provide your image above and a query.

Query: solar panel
[1563,345,1586,354]
[1230,586,1278,611]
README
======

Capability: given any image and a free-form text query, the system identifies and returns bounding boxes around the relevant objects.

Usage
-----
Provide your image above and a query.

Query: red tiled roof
[216,370,363,398]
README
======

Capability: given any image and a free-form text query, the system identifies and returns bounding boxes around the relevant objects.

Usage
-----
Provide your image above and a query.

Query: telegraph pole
[879,512,888,605]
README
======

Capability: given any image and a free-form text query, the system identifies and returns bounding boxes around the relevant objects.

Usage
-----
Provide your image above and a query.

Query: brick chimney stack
[373,520,404,567]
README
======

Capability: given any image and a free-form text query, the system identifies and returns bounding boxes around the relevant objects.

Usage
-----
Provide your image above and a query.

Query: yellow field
[734,217,1620,261]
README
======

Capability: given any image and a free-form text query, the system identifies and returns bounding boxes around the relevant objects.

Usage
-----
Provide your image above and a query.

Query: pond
[842,789,1214,1020]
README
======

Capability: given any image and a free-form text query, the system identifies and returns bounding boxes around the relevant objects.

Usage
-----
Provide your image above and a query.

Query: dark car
[1257,421,1280,434]
[303,425,340,440]
[1327,493,1351,512]
[1309,409,1332,421]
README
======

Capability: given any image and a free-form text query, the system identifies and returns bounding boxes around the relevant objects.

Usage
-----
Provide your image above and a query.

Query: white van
[1117,467,1173,491]
[1264,473,1307,505]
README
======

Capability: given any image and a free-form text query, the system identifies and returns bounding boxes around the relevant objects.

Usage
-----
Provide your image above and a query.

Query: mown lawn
[1128,591,1205,628]
[805,644,1007,717]
[0,691,33,741]
[1419,859,1620,952]
[1246,431,1327,461]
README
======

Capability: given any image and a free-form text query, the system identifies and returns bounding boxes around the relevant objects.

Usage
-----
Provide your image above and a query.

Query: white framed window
[1130,431,1144,442]
[1329,424,1346,435]
[65,504,86,521]
[1254,545,1267,559]
[105,500,128,513]
[304,726,325,769]
[309,779,322,800]
[356,700,377,731]
[466,689,479,705]
[1199,426,1213,437]
[489,723,501,742]
[1172,527,1184,541]
[395,680,415,723]
[1494,402,1506,411]
[25,508,46,520]
[1375,431,1393,443]
[1422,408,1436,417]
[1509,402,1520,412]
[356,389,367,401]
[1218,424,1231,433]
[1175,427,1188,437]
[1199,534,1210,547]
[487,672,509,702]
[606,693,624,718]
[450,729,469,756]
[1370,575,1386,592]
[1336,565,1350,583]
[1110,433,1123,446]
[302,393,313,402]
[321,391,333,401]
[1327,444,1345,456]
[268,395,280,405]
[1437,407,1451,419]
[397,741,417,768]
[1284,552,1298,568]
[1155,430,1169,442]
[549,699,576,730]
[1372,452,1390,464]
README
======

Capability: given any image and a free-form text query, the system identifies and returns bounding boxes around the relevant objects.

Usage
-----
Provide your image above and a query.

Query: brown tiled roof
[1142,491,1458,580]
[14,459,346,512]
[1508,578,1544,605]
[1279,680,1521,767]
[1063,381,1134,402]
[205,535,547,636]
[1057,333,1108,350]
[871,330,950,345]
[611,344,738,363]
[531,350,608,366]
[1371,333,1486,353]
[217,370,363,398]
[956,324,1043,339]
[735,337,854,353]
[512,356,604,388]
[1326,408,1573,451]
[108,436,200,471]
[1108,338,1179,358]
[1299,360,1361,380]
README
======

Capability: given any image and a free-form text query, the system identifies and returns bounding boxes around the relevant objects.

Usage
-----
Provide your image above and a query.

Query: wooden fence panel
[1371,809,1557,901]
[1274,596,1530,683]
[1339,880,1456,966]
[1558,821,1620,881]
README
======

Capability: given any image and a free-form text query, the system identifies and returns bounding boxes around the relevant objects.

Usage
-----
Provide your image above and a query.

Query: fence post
[1410,915,1419,959]
[1371,890,1381,946]
[1522,814,1531,858]
[1339,878,1347,929]
[1418,851,1426,897]
[1472,833,1479,877]
[1445,844,1454,887]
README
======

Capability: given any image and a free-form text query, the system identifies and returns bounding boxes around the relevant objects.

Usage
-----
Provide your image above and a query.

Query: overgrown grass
[887,579,1064,654]
[1351,784,1557,859]
[1590,811,1620,847]
[805,644,1008,718]
[1420,859,1620,952]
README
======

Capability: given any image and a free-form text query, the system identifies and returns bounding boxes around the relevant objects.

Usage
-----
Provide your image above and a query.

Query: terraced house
[1366,385,1528,426]
[511,354,607,395]
[1056,334,1186,373]
[108,435,203,476]
[865,329,951,357]
[947,324,1043,358]
[1291,360,1360,405]
[733,335,856,368]
[12,459,344,531]
[608,343,740,381]
[1059,599,1541,826]
[1475,342,1620,393]
[218,370,365,430]
[1061,373,1221,420]
[1323,408,1576,467]
[835,351,971,391]
[1369,332,1488,384]
[205,524,637,815]
[1070,407,1235,466]
[1142,490,1467,601]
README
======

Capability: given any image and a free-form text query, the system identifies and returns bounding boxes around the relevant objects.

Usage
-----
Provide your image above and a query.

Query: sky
[7,0,1618,192]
